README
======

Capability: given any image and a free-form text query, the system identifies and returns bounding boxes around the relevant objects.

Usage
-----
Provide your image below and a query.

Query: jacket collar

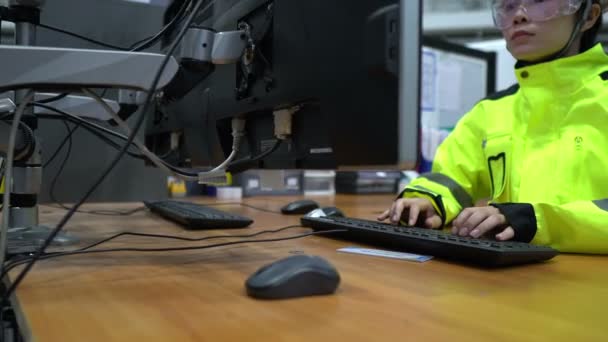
[514,43,608,92]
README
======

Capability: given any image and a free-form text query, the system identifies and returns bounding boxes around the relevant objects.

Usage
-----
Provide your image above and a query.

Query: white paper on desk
[338,247,433,263]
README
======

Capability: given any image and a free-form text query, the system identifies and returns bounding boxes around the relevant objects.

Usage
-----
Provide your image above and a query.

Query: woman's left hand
[452,206,515,241]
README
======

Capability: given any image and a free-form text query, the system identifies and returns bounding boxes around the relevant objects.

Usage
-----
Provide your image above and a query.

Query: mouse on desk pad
[280,199,320,215]
[245,255,340,299]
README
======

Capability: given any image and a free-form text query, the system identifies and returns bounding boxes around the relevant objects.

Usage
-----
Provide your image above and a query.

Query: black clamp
[0,5,41,25]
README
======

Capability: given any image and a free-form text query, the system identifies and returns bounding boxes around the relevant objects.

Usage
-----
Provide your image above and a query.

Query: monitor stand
[7,225,78,255]
[3,0,79,257]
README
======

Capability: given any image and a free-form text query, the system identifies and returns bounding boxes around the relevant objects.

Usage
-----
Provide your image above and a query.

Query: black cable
[26,1,191,125]
[227,139,282,173]
[42,120,76,168]
[46,200,281,218]
[37,24,129,50]
[48,122,77,206]
[3,229,347,276]
[130,0,192,51]
[33,103,138,144]
[206,202,283,215]
[35,111,145,161]
[80,224,303,252]
[38,121,112,216]
[35,112,164,216]
[42,120,125,219]
[41,204,147,217]
[31,5,190,161]
[37,1,192,52]
[2,225,302,275]
[33,104,200,177]
[32,103,200,178]
[35,110,153,216]
[2,0,213,302]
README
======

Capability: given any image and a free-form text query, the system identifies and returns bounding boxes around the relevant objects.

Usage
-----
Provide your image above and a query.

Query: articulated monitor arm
[0,45,180,93]
[0,29,245,234]
[0,25,248,113]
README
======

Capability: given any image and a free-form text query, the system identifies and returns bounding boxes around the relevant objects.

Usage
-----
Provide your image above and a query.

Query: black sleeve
[490,203,538,242]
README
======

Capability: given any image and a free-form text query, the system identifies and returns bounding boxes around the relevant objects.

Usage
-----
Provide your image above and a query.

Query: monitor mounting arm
[0,0,248,245]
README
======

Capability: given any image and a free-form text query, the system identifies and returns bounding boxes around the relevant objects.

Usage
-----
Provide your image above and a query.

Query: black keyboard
[301,216,558,267]
[144,200,253,229]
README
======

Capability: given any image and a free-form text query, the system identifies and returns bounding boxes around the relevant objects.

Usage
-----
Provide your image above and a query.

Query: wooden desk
[7,195,608,341]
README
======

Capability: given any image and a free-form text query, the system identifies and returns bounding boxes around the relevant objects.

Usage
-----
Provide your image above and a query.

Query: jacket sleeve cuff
[490,203,537,242]
[397,187,446,227]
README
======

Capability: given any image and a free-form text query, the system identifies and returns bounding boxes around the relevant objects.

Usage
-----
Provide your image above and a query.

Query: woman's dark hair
[580,0,604,51]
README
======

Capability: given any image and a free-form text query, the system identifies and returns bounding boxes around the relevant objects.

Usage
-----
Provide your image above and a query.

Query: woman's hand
[452,206,515,241]
[378,198,442,229]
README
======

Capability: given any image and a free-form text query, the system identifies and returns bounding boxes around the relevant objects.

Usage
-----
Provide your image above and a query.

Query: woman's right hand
[377,198,442,229]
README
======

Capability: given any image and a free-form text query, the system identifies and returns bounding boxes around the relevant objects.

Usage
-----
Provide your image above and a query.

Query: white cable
[82,89,199,182]
[83,89,245,182]
[0,90,35,274]
[210,149,237,172]
[209,118,245,172]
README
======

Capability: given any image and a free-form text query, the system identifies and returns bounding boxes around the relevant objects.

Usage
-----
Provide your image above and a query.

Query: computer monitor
[146,0,421,171]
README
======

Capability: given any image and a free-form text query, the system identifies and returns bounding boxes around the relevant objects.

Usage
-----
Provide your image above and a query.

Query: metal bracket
[0,5,40,25]
[118,89,148,105]
[176,28,248,65]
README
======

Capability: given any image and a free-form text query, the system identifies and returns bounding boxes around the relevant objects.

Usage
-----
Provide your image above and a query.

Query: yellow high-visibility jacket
[403,43,608,253]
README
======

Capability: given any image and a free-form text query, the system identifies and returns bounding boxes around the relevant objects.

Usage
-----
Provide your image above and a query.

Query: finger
[470,215,504,238]
[377,209,391,221]
[424,215,442,229]
[388,200,399,221]
[453,208,474,228]
[451,224,458,235]
[496,226,515,241]
[391,201,407,224]
[407,204,421,226]
[458,211,489,237]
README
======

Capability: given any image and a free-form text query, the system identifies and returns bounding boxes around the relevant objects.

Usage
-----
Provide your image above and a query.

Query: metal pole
[4,0,76,246]
[12,0,40,115]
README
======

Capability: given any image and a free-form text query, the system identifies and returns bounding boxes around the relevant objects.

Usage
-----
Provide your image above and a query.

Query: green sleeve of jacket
[402,105,490,226]
[492,201,608,253]
[533,200,608,253]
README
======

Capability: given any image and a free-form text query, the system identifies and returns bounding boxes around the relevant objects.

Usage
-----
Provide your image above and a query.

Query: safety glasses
[491,0,584,29]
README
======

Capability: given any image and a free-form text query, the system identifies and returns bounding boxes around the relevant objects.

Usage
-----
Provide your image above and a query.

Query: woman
[379,0,608,253]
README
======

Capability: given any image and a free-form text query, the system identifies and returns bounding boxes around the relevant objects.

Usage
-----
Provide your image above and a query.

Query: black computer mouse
[280,199,320,214]
[245,255,340,299]
[304,206,345,218]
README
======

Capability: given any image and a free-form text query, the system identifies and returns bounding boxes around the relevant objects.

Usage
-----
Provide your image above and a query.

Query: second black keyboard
[144,200,253,229]
[301,216,558,267]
